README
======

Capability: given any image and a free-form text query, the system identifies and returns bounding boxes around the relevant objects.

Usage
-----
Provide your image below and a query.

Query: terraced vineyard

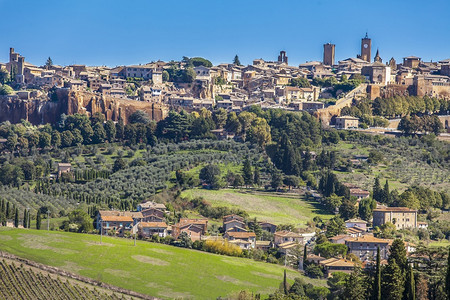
[0,259,136,300]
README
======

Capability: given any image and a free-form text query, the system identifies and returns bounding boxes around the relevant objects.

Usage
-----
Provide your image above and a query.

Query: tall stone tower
[278,51,288,64]
[359,33,371,62]
[323,43,335,66]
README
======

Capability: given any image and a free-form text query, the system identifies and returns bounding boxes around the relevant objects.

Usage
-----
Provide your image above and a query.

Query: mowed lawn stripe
[0,228,325,299]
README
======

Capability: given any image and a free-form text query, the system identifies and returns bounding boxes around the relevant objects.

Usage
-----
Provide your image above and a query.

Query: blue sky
[0,0,449,67]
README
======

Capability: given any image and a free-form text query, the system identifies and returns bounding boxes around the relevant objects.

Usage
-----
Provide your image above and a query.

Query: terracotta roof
[350,189,370,195]
[329,234,350,241]
[347,227,366,234]
[320,258,357,268]
[101,215,133,222]
[139,222,168,228]
[224,219,245,225]
[275,230,302,238]
[99,211,142,219]
[139,201,166,210]
[226,226,248,232]
[373,207,417,213]
[307,254,326,261]
[226,232,256,238]
[179,218,208,225]
[346,235,390,244]
[175,223,204,232]
[278,241,298,249]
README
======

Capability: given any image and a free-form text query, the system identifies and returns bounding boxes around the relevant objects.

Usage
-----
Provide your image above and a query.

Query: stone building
[361,62,391,85]
[403,56,421,69]
[335,116,359,129]
[372,207,418,229]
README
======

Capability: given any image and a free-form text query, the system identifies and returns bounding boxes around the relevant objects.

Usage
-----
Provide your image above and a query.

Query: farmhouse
[319,258,357,277]
[274,231,304,246]
[98,215,133,236]
[138,222,168,238]
[224,231,256,249]
[57,163,72,178]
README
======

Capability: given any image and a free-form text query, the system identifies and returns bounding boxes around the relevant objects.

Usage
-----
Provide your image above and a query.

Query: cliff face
[0,90,168,125]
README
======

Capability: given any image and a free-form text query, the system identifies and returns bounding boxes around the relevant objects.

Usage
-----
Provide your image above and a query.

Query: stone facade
[372,207,417,229]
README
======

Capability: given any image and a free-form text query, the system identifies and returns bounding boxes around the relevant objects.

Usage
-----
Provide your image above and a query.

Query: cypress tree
[242,158,253,187]
[405,265,415,300]
[373,247,381,300]
[303,244,307,270]
[14,208,19,228]
[23,210,27,228]
[381,258,404,300]
[253,167,261,186]
[383,180,390,204]
[36,211,41,230]
[283,269,288,295]
[373,177,382,202]
[6,201,10,218]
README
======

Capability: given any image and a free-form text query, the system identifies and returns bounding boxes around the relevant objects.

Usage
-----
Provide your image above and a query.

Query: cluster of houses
[3,38,450,122]
[95,200,318,253]
[95,194,427,278]
[307,205,426,277]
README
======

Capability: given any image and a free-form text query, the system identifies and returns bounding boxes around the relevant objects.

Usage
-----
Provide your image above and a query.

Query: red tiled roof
[346,235,390,244]
[101,216,133,222]
[139,222,168,228]
[226,232,256,238]
[275,230,302,238]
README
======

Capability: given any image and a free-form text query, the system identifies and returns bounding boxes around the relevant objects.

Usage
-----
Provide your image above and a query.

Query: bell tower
[359,33,371,62]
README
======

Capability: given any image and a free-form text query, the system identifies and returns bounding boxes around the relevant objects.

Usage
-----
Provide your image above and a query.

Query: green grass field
[181,189,332,227]
[428,239,450,247]
[0,228,325,299]
[29,217,68,230]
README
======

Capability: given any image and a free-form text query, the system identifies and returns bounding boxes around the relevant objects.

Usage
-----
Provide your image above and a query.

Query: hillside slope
[0,228,325,299]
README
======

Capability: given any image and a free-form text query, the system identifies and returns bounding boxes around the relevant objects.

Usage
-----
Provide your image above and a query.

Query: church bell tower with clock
[359,33,371,62]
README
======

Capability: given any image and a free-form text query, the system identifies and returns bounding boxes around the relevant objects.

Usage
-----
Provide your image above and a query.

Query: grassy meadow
[0,228,325,299]
[181,188,332,227]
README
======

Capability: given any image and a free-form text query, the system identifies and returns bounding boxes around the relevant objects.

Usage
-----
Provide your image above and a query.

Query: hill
[0,228,325,299]
[181,188,332,227]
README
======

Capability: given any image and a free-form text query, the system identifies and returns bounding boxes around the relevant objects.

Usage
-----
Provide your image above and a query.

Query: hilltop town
[0,33,450,300]
[1,33,449,131]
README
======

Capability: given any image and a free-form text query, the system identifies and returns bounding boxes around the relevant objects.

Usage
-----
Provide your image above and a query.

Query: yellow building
[372,207,417,229]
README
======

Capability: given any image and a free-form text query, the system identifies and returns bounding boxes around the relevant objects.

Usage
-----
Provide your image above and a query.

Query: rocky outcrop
[0,90,168,125]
